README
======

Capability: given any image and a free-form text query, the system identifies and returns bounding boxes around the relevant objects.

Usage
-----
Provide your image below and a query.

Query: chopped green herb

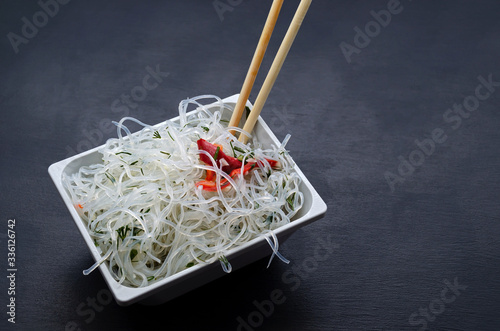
[160,151,171,157]
[218,255,230,271]
[116,151,132,156]
[235,150,254,161]
[167,131,175,141]
[186,262,195,268]
[105,172,116,184]
[140,168,144,176]
[234,146,246,154]
[201,126,209,132]
[214,146,220,160]
[116,225,131,243]
[153,131,161,139]
[147,276,155,281]
[130,160,139,166]
[286,193,295,211]
[230,141,236,157]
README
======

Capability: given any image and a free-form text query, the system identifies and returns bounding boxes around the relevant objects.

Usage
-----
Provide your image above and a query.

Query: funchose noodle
[63,95,303,288]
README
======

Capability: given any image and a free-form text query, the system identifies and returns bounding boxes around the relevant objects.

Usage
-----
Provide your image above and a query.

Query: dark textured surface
[1,1,499,330]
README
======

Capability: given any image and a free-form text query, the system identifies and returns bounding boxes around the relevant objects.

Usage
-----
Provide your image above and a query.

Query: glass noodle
[62,95,303,288]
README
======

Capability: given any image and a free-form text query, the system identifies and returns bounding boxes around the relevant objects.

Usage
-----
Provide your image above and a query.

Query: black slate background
[1,1,499,330]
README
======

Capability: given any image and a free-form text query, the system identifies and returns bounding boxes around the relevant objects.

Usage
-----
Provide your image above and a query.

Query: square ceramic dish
[48,94,327,306]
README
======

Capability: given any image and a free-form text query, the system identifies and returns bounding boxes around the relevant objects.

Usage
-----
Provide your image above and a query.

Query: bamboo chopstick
[228,0,284,134]
[238,0,312,144]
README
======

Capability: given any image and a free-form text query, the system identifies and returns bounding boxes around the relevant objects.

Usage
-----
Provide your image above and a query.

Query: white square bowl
[48,94,327,306]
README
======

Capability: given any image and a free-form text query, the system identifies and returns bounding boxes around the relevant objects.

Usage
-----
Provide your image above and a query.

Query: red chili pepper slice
[229,162,256,178]
[195,179,231,191]
[197,139,242,172]
[196,164,254,191]
[196,139,279,191]
[205,169,216,182]
[264,158,278,168]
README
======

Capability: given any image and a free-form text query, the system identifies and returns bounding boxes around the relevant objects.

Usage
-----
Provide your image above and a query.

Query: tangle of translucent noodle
[63,95,303,288]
